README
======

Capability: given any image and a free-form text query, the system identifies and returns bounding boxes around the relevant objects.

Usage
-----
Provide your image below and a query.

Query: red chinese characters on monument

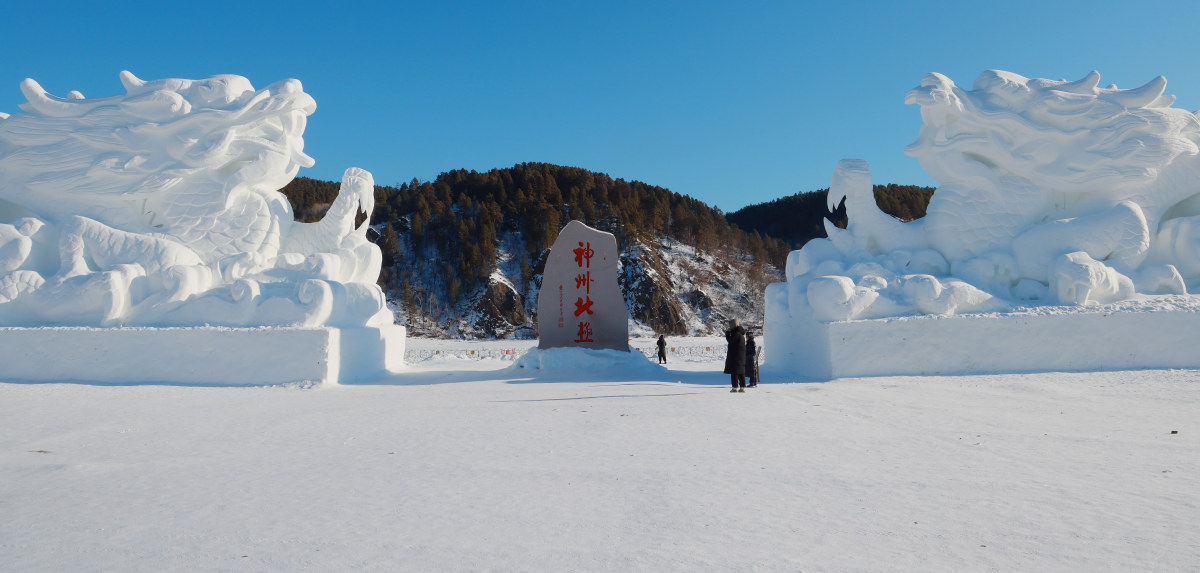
[575,321,594,343]
[536,220,629,351]
[557,285,564,328]
[574,271,593,293]
[573,241,594,268]
[572,241,596,343]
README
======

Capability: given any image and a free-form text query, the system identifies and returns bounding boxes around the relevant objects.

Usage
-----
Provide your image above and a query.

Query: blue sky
[2,1,1199,212]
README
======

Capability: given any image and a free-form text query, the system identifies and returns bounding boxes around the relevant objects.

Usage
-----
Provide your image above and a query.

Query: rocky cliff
[387,228,779,339]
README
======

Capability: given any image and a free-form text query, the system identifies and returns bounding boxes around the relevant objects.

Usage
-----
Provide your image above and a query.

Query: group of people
[722,319,758,392]
[653,318,759,392]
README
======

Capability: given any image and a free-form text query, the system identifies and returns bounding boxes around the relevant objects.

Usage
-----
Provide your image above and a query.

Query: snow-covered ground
[2,338,1197,572]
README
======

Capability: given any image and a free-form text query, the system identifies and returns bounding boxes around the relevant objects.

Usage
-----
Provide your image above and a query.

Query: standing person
[745,331,758,387]
[656,334,668,364]
[724,319,746,392]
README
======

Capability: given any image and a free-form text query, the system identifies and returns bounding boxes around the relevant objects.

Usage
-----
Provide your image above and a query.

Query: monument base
[765,299,1200,380]
[0,325,406,385]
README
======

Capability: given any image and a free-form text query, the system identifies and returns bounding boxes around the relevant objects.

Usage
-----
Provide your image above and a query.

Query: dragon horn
[119,70,145,91]
[19,78,119,117]
[1107,75,1168,109]
[19,78,47,102]
[1056,70,1101,94]
[18,78,76,117]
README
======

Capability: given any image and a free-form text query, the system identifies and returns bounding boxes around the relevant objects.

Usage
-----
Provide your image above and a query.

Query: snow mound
[508,346,667,379]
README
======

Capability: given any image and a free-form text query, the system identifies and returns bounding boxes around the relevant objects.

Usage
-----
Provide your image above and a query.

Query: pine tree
[380,223,402,267]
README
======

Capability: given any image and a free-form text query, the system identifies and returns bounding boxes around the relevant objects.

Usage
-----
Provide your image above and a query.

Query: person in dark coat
[656,335,668,364]
[724,319,747,392]
[745,331,758,387]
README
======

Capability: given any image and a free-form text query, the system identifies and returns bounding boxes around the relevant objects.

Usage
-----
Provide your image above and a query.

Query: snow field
[1,339,1197,572]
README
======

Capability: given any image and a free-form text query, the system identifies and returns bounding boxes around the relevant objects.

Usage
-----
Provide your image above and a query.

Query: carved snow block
[765,307,1200,380]
[537,220,629,351]
[0,324,405,385]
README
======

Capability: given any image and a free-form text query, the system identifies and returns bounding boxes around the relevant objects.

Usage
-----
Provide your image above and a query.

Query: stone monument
[0,71,404,385]
[537,220,628,352]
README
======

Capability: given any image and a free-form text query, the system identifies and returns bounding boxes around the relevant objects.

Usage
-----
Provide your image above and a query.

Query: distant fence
[402,338,744,363]
[403,344,533,363]
[628,342,739,363]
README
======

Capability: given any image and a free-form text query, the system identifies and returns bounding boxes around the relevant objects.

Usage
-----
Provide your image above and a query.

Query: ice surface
[767,70,1200,377]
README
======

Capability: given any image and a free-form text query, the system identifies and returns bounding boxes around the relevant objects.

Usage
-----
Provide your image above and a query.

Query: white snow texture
[0,72,404,383]
[766,70,1200,378]
[2,343,1197,572]
[0,71,392,330]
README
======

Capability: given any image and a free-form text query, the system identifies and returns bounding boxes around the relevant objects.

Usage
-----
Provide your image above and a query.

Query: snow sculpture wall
[765,70,1200,378]
[0,72,402,384]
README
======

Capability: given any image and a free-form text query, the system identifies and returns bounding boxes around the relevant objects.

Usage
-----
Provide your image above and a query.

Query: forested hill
[280,163,792,337]
[282,163,793,266]
[725,184,936,248]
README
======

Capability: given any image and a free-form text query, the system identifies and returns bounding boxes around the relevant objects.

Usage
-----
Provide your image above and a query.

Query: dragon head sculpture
[905,70,1200,197]
[0,72,388,329]
[0,71,317,258]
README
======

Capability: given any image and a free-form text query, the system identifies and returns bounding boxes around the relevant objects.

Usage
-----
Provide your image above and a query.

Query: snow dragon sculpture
[781,69,1200,323]
[0,71,389,327]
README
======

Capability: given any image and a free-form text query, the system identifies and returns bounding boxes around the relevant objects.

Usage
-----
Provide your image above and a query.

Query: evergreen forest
[724,184,936,248]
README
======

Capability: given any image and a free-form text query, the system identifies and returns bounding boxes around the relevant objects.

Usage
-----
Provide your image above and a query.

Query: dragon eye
[196,83,224,104]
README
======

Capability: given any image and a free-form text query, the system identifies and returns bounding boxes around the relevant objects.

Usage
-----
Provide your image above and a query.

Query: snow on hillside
[2,342,1197,572]
[394,230,780,339]
[644,235,773,333]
